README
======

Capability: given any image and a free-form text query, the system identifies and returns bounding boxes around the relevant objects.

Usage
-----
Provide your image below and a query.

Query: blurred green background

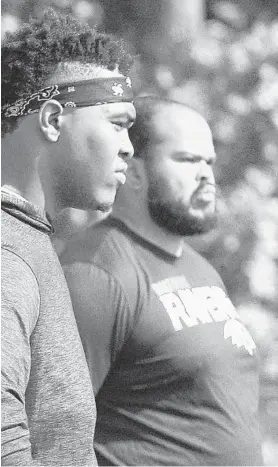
[2,1,278,464]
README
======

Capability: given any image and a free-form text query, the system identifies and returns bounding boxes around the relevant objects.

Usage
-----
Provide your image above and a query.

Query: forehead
[64,101,136,122]
[101,101,136,120]
[50,62,123,83]
[151,106,214,155]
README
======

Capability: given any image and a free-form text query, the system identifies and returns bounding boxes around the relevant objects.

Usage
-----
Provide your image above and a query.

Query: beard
[147,179,217,237]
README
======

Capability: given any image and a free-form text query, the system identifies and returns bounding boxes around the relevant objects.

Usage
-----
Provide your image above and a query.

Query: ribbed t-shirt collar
[111,209,184,258]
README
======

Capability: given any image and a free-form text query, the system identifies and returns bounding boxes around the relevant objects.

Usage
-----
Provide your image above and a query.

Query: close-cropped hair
[1,8,133,135]
[129,95,196,160]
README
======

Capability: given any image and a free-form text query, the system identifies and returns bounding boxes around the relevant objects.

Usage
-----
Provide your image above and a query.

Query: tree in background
[2,1,278,463]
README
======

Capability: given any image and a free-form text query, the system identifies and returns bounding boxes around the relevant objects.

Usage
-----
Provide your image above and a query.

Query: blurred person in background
[61,96,262,466]
[1,9,134,466]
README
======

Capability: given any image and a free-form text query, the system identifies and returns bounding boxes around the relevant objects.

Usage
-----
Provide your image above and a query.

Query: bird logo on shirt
[224,319,256,355]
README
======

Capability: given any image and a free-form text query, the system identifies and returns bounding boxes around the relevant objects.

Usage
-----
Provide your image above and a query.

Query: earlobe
[39,100,63,143]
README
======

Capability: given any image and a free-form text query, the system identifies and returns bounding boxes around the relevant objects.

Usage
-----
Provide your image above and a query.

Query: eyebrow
[173,151,217,162]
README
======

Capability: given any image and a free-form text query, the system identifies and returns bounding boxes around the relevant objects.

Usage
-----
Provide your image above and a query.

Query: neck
[2,135,46,211]
[112,188,184,257]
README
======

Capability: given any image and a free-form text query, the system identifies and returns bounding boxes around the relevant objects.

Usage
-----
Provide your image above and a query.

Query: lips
[196,183,216,195]
[116,163,128,175]
[115,164,128,185]
[115,172,126,185]
[193,184,216,205]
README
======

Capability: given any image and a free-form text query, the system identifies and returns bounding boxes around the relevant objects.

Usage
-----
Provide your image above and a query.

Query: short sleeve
[1,249,40,465]
[63,261,134,395]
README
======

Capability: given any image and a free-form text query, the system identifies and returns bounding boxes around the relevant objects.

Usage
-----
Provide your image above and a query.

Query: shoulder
[2,247,39,291]
[1,209,54,271]
[182,240,225,288]
[61,219,148,315]
[2,248,40,328]
[1,209,41,303]
[61,218,141,284]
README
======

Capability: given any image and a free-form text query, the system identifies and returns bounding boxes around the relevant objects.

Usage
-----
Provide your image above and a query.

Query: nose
[197,160,214,182]
[119,129,134,160]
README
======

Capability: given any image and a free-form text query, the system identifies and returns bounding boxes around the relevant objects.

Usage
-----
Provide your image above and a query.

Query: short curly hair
[1,8,133,135]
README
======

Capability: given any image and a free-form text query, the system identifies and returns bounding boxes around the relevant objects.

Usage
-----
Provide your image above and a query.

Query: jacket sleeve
[63,261,134,396]
[1,249,40,466]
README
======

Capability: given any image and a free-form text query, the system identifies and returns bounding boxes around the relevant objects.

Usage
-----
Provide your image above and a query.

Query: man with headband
[1,9,135,466]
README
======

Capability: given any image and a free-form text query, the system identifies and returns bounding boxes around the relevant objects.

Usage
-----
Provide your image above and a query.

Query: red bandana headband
[3,76,133,118]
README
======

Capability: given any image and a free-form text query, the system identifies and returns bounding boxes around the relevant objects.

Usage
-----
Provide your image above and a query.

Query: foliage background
[2,0,278,463]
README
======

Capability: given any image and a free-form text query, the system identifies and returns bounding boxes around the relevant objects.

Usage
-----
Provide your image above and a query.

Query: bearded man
[61,96,262,466]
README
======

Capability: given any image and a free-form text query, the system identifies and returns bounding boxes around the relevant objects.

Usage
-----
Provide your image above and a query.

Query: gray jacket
[1,191,97,466]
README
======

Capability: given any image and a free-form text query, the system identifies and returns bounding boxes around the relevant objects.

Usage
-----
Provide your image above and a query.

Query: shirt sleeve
[1,249,40,466]
[63,261,134,395]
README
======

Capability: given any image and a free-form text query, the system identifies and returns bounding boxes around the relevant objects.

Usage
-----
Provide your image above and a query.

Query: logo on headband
[4,84,60,117]
[112,83,124,97]
[3,86,60,118]
[3,77,133,118]
[65,102,77,108]
[126,77,132,88]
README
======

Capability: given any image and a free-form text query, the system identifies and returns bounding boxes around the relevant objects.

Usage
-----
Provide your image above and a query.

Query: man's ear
[126,157,146,190]
[39,100,63,143]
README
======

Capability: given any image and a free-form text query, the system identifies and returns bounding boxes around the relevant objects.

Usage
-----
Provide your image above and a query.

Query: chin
[97,203,113,213]
[189,212,217,234]
[87,185,117,213]
[148,197,217,237]
[185,209,217,233]
[95,196,116,213]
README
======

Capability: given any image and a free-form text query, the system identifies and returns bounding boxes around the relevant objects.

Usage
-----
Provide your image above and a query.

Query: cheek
[67,132,117,178]
[67,118,116,155]
[164,167,197,200]
[86,130,118,170]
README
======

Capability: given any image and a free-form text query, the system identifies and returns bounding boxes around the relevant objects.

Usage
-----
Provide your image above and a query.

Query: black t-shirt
[62,217,262,466]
